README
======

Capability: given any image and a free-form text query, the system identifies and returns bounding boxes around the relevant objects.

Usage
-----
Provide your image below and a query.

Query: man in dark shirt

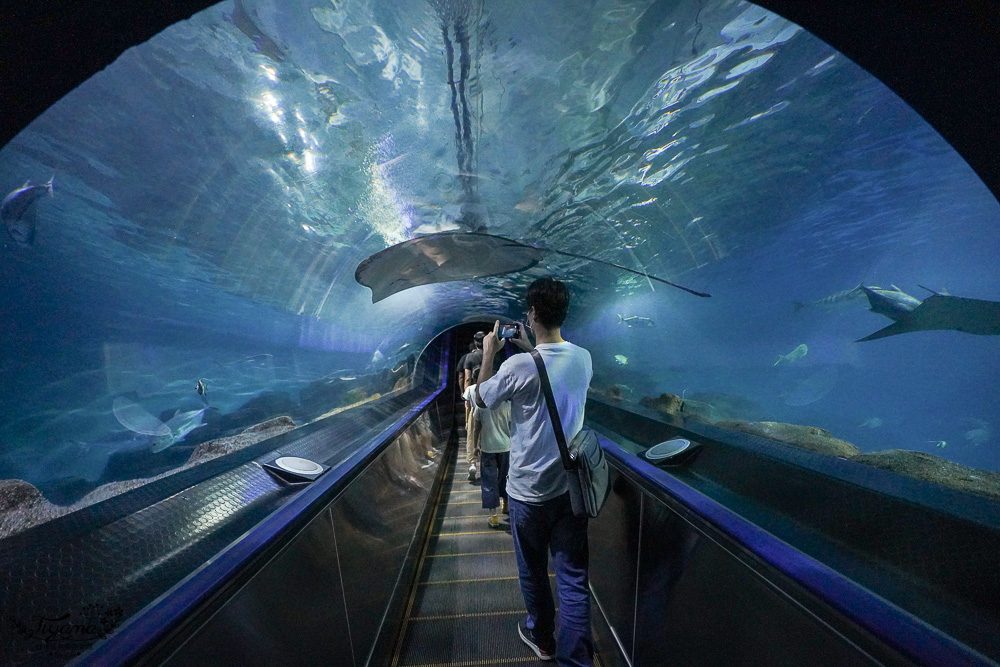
[463,333,485,386]
[458,342,475,395]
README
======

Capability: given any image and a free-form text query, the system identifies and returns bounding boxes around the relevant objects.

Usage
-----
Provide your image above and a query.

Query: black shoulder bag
[530,349,610,518]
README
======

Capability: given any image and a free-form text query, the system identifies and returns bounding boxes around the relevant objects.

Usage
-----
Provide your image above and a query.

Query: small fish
[614,354,628,365]
[774,343,808,366]
[196,379,208,396]
[617,314,655,328]
[965,428,990,446]
[858,417,883,429]
[2,176,54,245]
[928,440,947,449]
[338,376,356,381]
[224,353,273,367]
[375,152,411,170]
[962,418,991,446]
[793,283,865,313]
[514,195,542,213]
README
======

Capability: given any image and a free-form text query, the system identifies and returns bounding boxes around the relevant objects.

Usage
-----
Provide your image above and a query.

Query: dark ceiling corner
[1,0,997,199]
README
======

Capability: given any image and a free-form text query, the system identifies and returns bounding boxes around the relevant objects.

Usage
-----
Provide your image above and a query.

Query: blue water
[1,0,998,510]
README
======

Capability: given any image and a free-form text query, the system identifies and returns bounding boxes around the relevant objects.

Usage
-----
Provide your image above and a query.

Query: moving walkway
[1,333,998,666]
[391,443,570,665]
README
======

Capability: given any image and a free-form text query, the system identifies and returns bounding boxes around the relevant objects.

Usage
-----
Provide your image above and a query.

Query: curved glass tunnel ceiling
[1,0,998,532]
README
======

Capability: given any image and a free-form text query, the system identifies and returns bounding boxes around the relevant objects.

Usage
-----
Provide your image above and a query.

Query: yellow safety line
[400,657,538,667]
[390,437,455,667]
[394,446,569,667]
[408,609,523,621]
[433,530,507,537]
[419,574,552,585]
[426,550,514,558]
[447,501,485,506]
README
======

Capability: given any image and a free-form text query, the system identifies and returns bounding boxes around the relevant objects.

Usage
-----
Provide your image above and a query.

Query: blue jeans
[480,452,509,508]
[509,493,593,666]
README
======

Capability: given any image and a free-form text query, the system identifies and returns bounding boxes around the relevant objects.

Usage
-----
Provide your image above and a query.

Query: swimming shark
[617,314,655,327]
[857,287,1000,342]
[793,283,866,313]
[860,285,922,320]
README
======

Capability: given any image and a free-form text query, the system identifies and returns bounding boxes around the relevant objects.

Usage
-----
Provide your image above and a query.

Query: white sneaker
[468,464,477,482]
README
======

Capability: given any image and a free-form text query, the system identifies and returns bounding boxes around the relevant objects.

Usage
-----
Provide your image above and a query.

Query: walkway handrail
[598,435,995,666]
[75,356,449,666]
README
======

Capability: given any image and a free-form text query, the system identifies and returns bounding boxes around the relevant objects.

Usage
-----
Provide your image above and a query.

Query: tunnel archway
[1,4,999,663]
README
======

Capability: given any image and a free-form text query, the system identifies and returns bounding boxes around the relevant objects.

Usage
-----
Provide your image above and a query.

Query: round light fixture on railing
[643,438,701,466]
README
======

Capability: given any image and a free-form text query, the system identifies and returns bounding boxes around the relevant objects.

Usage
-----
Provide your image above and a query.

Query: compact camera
[499,323,520,339]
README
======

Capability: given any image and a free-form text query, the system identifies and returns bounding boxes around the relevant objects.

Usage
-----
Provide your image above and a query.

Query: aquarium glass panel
[1,0,997,539]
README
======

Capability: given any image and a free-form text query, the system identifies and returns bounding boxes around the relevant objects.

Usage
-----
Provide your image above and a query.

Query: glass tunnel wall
[0,0,998,536]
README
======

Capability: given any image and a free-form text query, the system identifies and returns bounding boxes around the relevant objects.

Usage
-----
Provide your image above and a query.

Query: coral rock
[188,416,297,464]
[243,415,296,433]
[0,480,63,540]
[640,393,718,422]
[640,393,684,415]
[0,479,44,512]
[850,449,1000,499]
[717,420,861,457]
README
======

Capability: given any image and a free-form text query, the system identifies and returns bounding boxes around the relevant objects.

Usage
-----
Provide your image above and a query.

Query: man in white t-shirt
[476,277,594,665]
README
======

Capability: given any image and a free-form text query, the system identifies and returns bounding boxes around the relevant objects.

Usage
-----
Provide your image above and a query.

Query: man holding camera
[475,277,594,666]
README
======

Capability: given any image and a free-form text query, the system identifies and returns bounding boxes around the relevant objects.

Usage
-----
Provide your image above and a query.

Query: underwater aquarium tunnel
[1,1,999,665]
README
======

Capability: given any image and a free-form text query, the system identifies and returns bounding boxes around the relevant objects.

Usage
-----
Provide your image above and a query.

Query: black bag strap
[531,349,574,470]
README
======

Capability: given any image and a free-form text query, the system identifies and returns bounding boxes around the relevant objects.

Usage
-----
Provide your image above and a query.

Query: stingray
[857,289,1000,342]
[355,232,710,302]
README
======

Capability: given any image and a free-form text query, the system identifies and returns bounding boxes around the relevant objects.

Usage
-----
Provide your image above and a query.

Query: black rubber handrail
[586,394,1000,530]
[598,435,996,666]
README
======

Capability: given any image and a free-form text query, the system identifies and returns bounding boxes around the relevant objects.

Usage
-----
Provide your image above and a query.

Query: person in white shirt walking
[476,277,594,666]
[465,379,511,527]
[463,332,486,481]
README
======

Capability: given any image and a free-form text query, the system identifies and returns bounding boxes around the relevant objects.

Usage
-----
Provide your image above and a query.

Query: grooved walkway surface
[392,441,553,666]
